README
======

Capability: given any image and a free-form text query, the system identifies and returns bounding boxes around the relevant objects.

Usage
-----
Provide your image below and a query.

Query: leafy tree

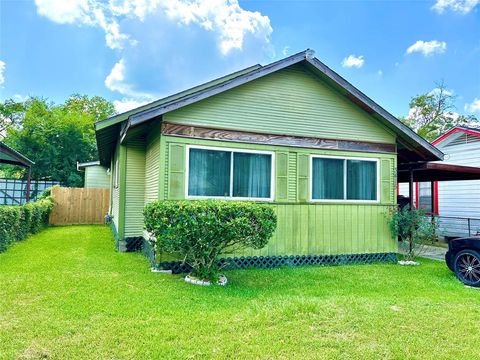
[400,82,478,141]
[0,99,26,139]
[1,95,115,186]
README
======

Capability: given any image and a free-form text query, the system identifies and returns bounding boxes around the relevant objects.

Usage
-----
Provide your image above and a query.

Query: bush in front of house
[0,198,53,253]
[388,207,438,262]
[144,200,277,281]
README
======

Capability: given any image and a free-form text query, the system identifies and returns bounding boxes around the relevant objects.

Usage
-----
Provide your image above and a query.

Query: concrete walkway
[419,245,447,261]
[399,244,447,261]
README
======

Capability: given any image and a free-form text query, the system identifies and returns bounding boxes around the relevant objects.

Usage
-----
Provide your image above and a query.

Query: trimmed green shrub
[0,198,53,253]
[144,200,277,281]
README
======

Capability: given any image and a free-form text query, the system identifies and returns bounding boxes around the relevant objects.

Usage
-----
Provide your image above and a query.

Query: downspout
[408,167,414,255]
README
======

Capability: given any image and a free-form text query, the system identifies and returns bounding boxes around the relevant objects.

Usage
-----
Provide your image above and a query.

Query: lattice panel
[125,236,143,252]
[155,252,397,274]
[142,237,156,265]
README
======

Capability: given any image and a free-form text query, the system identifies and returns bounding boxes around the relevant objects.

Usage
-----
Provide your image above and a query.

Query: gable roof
[95,49,443,165]
[432,126,480,146]
[0,141,34,167]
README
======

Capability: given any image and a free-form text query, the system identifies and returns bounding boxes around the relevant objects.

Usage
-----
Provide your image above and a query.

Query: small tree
[400,81,478,141]
[388,208,438,261]
[144,200,277,281]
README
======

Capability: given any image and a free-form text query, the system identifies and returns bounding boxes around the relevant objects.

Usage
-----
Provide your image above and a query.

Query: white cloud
[12,94,29,102]
[406,40,447,56]
[104,59,128,94]
[282,46,290,56]
[465,98,480,114]
[446,111,460,121]
[0,60,5,86]
[35,0,132,50]
[341,55,364,68]
[109,0,161,21]
[163,0,272,55]
[105,59,153,100]
[35,0,272,54]
[35,0,272,105]
[35,0,91,24]
[429,87,454,96]
[432,0,479,14]
[91,7,132,50]
[113,98,150,113]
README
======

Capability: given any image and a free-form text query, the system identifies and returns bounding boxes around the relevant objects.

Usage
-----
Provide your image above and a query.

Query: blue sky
[0,0,479,118]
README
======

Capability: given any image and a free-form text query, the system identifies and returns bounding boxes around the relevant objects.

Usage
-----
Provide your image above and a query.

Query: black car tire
[453,249,480,287]
[445,251,454,272]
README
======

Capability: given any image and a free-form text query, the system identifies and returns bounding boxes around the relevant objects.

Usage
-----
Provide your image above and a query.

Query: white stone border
[398,260,420,266]
[184,274,228,286]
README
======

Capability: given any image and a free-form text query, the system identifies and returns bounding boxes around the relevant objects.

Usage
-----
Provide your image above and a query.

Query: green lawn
[1,226,480,359]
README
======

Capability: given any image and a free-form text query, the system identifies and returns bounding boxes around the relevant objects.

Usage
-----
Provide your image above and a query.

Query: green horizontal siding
[144,123,161,204]
[164,64,395,144]
[233,204,396,257]
[158,204,396,261]
[84,166,110,188]
[153,136,397,258]
[124,140,146,237]
[162,136,396,205]
[111,143,122,233]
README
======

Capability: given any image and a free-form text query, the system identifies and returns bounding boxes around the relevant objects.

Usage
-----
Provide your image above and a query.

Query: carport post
[25,166,31,203]
[408,168,414,254]
[409,168,414,210]
[430,180,436,241]
[430,181,435,215]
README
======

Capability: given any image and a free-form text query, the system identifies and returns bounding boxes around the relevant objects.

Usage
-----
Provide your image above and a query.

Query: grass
[1,226,480,359]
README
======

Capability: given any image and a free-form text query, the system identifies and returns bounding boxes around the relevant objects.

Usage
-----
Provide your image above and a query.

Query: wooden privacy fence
[49,187,110,225]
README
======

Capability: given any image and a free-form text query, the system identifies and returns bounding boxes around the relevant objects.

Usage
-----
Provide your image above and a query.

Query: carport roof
[398,162,480,182]
[0,142,33,167]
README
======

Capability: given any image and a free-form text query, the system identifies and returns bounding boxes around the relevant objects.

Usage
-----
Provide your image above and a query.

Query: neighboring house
[77,161,110,188]
[94,49,442,268]
[398,126,480,238]
[423,127,480,238]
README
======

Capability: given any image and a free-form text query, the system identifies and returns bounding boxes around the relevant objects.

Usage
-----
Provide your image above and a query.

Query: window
[311,156,378,202]
[187,146,273,200]
[418,182,436,213]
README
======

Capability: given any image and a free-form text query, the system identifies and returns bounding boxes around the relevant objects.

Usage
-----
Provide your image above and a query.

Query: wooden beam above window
[161,123,396,154]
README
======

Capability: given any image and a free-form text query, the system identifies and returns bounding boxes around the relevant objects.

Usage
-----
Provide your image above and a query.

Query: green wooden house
[95,49,443,268]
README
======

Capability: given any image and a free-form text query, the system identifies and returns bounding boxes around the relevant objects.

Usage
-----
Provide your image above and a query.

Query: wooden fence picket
[49,187,109,225]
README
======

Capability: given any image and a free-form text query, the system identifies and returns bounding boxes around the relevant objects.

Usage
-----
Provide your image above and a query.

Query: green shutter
[276,152,289,202]
[297,153,310,202]
[380,158,394,204]
[168,144,185,199]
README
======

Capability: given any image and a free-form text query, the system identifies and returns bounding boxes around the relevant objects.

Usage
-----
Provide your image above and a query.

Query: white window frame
[185,145,275,201]
[309,154,380,203]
